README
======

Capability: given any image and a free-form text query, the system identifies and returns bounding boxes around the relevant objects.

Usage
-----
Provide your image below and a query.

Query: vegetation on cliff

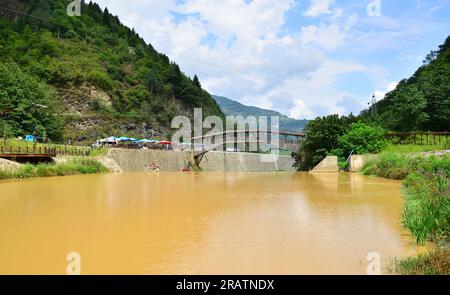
[0,0,223,143]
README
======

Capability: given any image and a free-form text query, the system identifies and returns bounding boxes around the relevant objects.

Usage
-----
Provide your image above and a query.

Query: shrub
[87,70,114,91]
[403,166,450,243]
[335,122,387,158]
[362,154,450,243]
[0,158,107,180]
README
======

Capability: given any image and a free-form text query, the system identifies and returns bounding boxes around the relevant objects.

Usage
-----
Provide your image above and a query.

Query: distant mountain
[213,95,307,132]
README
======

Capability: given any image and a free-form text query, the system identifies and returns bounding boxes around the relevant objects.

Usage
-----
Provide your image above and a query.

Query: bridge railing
[0,146,90,157]
[186,130,305,155]
[190,130,305,141]
[0,146,57,156]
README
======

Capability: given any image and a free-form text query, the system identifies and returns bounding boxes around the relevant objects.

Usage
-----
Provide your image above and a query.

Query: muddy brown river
[0,172,426,274]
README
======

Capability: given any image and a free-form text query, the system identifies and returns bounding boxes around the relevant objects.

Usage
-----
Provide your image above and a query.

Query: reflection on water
[0,172,426,274]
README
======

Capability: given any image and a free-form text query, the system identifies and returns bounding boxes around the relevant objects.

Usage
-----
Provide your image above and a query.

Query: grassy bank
[0,158,108,180]
[361,153,450,274]
[393,245,450,275]
[383,143,448,154]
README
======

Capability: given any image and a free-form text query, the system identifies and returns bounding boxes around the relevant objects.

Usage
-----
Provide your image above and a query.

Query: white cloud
[304,0,342,17]
[290,99,315,119]
[374,81,399,101]
[301,23,346,50]
[90,0,402,120]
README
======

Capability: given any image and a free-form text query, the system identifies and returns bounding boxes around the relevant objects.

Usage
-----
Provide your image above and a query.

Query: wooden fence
[384,132,450,146]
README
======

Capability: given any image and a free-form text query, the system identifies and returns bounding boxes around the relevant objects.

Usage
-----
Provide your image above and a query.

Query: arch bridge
[187,130,305,166]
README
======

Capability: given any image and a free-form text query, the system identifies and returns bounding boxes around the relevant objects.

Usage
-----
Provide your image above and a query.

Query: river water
[0,172,426,274]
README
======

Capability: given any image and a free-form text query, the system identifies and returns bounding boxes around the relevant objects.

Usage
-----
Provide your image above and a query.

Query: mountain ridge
[213,95,308,132]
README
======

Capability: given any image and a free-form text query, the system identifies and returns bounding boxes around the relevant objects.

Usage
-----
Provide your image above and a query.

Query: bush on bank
[362,154,450,243]
[362,153,450,274]
[0,158,108,180]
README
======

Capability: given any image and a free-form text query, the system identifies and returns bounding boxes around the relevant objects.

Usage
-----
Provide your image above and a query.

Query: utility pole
[368,93,377,116]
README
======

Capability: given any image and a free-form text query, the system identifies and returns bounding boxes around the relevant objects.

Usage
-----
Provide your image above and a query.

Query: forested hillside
[364,36,450,132]
[0,0,223,143]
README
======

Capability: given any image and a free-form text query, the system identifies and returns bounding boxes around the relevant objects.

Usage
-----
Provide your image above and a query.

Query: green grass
[362,153,450,274]
[383,143,448,154]
[362,154,450,243]
[361,152,419,180]
[402,166,450,244]
[0,158,108,180]
[392,245,450,275]
[88,147,109,157]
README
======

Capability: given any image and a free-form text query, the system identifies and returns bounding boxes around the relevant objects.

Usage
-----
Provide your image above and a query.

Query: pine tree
[193,75,201,88]
[102,8,111,27]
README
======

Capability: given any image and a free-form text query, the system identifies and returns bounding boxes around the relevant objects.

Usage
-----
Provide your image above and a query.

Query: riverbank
[361,152,450,274]
[0,158,108,180]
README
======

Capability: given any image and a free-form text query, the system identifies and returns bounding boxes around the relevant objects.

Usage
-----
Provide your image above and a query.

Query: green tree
[102,8,112,28]
[333,122,387,158]
[379,84,429,131]
[300,114,356,170]
[0,121,13,145]
[372,35,450,132]
[193,74,201,88]
[0,0,224,144]
[0,62,63,141]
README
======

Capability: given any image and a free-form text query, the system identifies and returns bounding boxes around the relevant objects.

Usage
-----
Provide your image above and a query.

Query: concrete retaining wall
[348,154,378,172]
[310,156,339,173]
[349,155,365,172]
[108,149,193,172]
[200,151,296,172]
[107,149,296,172]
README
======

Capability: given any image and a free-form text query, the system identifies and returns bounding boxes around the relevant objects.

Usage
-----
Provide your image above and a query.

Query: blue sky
[93,0,450,119]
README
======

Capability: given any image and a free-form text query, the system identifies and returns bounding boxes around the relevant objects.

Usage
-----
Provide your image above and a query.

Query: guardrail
[0,146,89,157]
[384,132,450,146]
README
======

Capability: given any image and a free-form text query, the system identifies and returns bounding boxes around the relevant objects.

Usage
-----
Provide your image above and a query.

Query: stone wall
[107,149,296,172]
[200,151,296,172]
[108,149,193,172]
